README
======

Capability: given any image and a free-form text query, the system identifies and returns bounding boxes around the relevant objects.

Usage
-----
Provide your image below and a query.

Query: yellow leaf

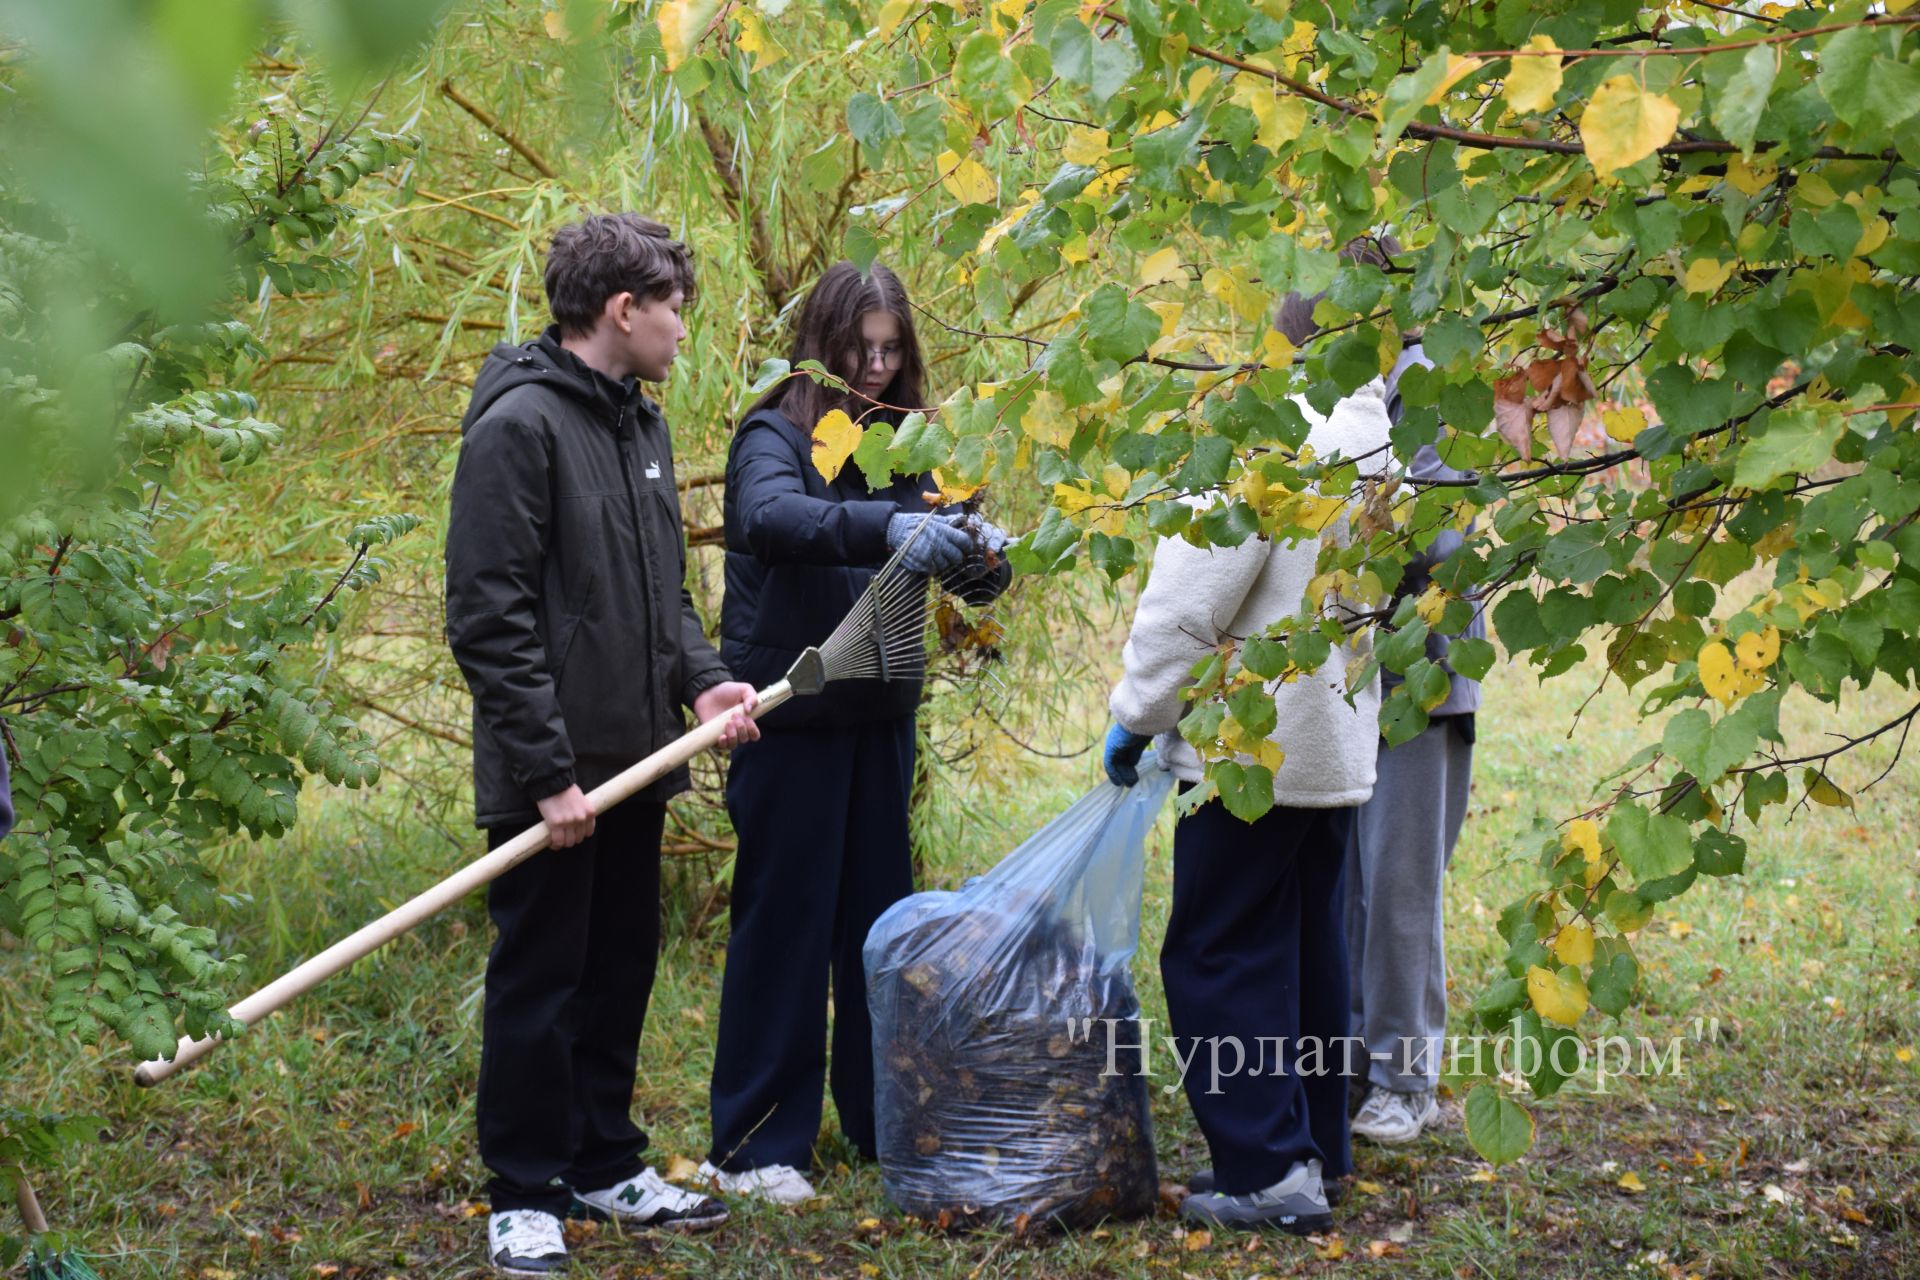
[1897,1047,1914,1063]
[1698,640,1744,707]
[1062,126,1109,166]
[1138,245,1185,287]
[1185,65,1217,105]
[1503,36,1564,113]
[1618,1171,1647,1194]
[1102,463,1131,499]
[1082,164,1131,199]
[1149,299,1185,340]
[1726,154,1779,197]
[1316,1236,1347,1260]
[657,0,722,69]
[1601,405,1646,443]
[1667,918,1693,939]
[1022,390,1075,448]
[1201,266,1269,323]
[937,149,998,205]
[1735,626,1779,672]
[736,9,787,70]
[1260,329,1295,369]
[1059,231,1091,264]
[1526,964,1588,1026]
[1554,920,1595,966]
[1563,818,1602,862]
[1579,75,1681,178]
[1426,52,1480,105]
[872,0,914,40]
[1414,584,1449,625]
[543,10,571,41]
[1183,1228,1212,1252]
[1682,258,1735,295]
[1804,771,1853,809]
[932,468,981,504]
[810,409,860,483]
[1052,482,1098,515]
[664,1155,702,1182]
[1234,82,1310,152]
[1854,216,1891,258]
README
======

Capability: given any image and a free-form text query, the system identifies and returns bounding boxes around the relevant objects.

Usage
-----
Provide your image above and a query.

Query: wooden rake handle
[133,679,795,1087]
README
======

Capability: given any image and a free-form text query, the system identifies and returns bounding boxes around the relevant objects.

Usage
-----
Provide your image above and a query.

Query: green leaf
[1817,26,1920,133]
[1588,951,1640,1017]
[1377,47,1453,148]
[1733,408,1845,489]
[1464,1084,1534,1165]
[1606,803,1693,882]
[1448,636,1496,681]
[1212,760,1275,822]
[1046,17,1139,104]
[1711,44,1778,155]
[1082,283,1162,363]
[846,92,904,150]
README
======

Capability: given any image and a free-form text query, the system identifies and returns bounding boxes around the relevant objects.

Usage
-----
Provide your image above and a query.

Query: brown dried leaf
[1494,397,1535,461]
[1546,403,1584,457]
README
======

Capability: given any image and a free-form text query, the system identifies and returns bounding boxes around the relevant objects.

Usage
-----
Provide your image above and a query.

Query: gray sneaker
[1180,1160,1331,1234]
[1189,1166,1347,1205]
[1350,1087,1439,1145]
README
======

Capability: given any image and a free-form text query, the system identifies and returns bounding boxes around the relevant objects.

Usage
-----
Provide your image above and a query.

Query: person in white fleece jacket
[1104,376,1392,1235]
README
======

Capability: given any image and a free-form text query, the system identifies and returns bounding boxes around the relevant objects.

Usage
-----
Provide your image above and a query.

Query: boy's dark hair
[544,213,696,338]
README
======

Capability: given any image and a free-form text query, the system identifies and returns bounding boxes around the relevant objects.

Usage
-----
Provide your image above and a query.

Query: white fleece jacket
[1109,380,1394,808]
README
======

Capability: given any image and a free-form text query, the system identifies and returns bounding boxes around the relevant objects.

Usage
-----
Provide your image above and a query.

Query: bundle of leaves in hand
[864,762,1176,1231]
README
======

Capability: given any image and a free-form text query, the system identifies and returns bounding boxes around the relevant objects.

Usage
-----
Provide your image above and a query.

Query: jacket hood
[461,327,643,435]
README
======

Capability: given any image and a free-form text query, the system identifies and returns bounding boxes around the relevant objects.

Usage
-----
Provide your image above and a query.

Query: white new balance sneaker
[572,1166,728,1232]
[695,1159,816,1205]
[1350,1087,1440,1145]
[487,1209,567,1277]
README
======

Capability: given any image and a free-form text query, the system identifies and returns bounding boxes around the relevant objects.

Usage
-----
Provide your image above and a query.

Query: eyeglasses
[860,343,906,369]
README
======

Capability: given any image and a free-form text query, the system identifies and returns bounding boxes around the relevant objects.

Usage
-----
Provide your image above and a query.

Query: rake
[12,1171,101,1280]
[133,516,948,1086]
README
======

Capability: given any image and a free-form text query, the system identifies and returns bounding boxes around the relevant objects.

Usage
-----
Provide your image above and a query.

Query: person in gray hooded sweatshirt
[1343,340,1484,1146]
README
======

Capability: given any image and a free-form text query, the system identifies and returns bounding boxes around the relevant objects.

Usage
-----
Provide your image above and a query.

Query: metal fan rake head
[785,512,940,695]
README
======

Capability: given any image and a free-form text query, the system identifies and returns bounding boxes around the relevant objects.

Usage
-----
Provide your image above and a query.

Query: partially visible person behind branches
[703,261,1011,1204]
[1283,234,1486,1148]
[1101,245,1399,1233]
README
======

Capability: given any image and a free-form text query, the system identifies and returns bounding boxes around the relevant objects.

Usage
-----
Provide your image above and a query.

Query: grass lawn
[4,646,1918,1278]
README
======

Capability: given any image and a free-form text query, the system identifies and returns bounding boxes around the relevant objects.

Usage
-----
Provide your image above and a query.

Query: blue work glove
[887,511,971,572]
[1104,723,1152,787]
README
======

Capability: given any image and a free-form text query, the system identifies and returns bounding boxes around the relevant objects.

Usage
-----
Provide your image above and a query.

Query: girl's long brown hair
[747,260,929,431]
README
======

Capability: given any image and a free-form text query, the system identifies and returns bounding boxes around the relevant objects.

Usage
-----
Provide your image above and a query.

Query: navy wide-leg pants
[708,717,916,1171]
[1160,796,1355,1196]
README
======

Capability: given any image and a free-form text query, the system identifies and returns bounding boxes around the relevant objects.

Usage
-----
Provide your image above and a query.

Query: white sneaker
[487,1209,567,1277]
[572,1166,728,1232]
[695,1159,816,1205]
[1350,1087,1439,1145]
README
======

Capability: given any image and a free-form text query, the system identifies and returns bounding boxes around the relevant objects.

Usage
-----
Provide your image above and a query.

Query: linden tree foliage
[0,74,420,1065]
[658,0,1920,1159]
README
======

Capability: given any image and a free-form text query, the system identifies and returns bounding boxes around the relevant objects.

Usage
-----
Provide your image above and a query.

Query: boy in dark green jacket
[445,213,758,1276]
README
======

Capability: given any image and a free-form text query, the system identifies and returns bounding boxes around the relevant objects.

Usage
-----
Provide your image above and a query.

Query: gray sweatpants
[1344,718,1474,1093]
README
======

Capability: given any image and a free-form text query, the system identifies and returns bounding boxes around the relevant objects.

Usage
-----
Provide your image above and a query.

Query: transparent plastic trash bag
[864,754,1175,1229]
